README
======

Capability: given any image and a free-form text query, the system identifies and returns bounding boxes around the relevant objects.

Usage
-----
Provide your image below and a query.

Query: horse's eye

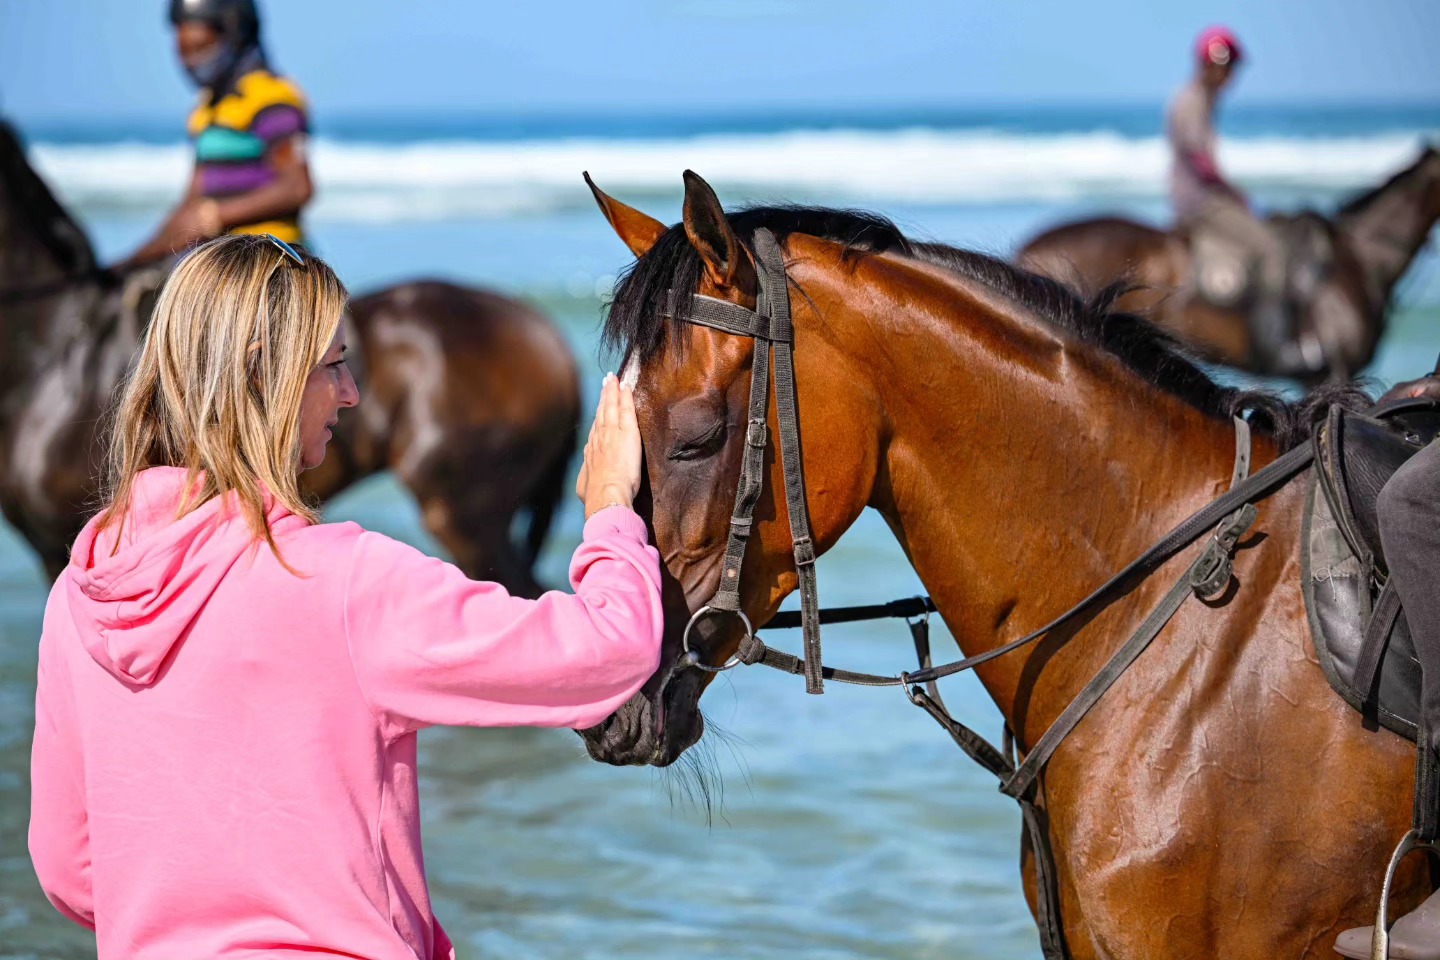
[669,421,726,461]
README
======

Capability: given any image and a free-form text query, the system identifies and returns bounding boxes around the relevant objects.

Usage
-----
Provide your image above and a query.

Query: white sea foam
[29,127,1437,223]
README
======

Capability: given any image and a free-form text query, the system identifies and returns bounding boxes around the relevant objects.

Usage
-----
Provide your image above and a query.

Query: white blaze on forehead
[620,353,641,389]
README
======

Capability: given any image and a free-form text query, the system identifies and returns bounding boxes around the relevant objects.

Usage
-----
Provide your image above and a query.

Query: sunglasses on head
[262,234,305,266]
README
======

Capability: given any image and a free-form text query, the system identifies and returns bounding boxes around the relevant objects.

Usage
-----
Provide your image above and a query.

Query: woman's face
[297,328,359,472]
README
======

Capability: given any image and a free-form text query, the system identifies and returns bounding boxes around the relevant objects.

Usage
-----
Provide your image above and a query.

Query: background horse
[0,119,576,595]
[1017,147,1440,381]
[577,170,1424,958]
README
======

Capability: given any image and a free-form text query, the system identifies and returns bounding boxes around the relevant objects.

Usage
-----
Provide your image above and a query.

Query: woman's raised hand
[576,373,643,519]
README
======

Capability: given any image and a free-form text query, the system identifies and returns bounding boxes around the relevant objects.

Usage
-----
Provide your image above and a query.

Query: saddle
[1304,397,1440,740]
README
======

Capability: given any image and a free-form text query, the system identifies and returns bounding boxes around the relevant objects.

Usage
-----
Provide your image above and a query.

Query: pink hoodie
[29,466,662,959]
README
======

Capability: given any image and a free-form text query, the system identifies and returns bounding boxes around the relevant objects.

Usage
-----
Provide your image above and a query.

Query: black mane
[604,204,1364,450]
[0,119,97,277]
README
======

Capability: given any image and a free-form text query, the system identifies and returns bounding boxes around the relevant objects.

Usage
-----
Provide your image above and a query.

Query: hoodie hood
[65,467,307,686]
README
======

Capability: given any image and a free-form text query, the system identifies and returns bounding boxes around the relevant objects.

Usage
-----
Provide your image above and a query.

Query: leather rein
[659,228,1324,960]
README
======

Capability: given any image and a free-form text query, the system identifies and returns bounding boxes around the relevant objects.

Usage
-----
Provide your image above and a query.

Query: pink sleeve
[344,506,664,738]
[29,597,96,930]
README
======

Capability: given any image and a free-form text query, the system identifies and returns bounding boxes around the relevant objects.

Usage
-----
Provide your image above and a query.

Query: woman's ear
[584,172,667,259]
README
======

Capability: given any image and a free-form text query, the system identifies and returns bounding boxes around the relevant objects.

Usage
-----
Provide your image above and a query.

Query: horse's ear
[584,172,667,259]
[682,170,741,289]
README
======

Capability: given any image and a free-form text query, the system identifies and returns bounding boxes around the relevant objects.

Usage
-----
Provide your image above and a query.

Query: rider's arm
[1185,150,1246,205]
[1379,374,1440,404]
[116,167,204,269]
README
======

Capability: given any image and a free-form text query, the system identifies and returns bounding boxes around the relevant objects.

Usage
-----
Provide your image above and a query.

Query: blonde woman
[28,235,661,959]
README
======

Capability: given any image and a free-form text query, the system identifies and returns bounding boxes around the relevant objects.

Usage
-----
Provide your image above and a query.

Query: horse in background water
[1018,147,1440,381]
[0,119,577,596]
[576,170,1424,958]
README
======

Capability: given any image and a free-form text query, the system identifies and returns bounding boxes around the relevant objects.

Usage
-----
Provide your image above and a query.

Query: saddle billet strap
[1354,581,1402,721]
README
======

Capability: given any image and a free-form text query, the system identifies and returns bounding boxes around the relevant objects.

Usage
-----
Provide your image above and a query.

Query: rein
[660,228,1322,960]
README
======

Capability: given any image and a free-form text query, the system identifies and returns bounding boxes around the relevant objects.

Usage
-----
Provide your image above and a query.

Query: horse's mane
[1337,145,1439,218]
[604,204,1367,451]
[0,119,97,277]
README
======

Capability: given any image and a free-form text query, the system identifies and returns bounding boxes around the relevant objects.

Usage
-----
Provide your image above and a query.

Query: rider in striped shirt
[122,0,313,267]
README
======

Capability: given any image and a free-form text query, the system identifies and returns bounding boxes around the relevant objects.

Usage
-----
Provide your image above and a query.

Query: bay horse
[1018,147,1440,381]
[577,170,1427,958]
[0,119,576,595]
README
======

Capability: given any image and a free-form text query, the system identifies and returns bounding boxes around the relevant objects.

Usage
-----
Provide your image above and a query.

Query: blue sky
[2,0,1438,123]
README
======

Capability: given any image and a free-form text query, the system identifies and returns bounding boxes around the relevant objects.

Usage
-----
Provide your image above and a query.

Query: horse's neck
[0,140,103,375]
[1340,159,1440,302]
[810,251,1242,730]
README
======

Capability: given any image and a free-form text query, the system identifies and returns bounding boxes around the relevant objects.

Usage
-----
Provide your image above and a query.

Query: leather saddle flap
[1318,400,1440,572]
[1306,397,1440,742]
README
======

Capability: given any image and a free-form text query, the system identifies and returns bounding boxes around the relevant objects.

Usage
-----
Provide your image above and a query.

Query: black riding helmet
[167,0,263,92]
[167,0,261,46]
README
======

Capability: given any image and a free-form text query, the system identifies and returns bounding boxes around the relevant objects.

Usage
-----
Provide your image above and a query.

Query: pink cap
[1196,26,1243,67]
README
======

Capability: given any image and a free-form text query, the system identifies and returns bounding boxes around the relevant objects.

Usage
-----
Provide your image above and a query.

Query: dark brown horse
[577,171,1426,958]
[0,119,576,595]
[1018,147,1440,381]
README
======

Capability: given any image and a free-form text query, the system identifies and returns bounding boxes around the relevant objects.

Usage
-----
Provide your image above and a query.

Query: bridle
[653,226,1335,959]
[660,228,826,693]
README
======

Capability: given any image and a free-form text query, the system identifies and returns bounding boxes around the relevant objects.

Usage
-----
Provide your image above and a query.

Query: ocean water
[3,104,1440,959]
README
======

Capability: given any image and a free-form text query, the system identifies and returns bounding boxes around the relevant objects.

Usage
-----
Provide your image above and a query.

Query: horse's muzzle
[578,664,705,766]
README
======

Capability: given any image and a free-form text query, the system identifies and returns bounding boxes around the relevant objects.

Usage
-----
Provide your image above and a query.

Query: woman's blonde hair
[102,235,349,551]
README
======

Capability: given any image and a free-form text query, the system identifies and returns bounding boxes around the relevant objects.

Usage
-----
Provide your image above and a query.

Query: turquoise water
[3,107,1440,958]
